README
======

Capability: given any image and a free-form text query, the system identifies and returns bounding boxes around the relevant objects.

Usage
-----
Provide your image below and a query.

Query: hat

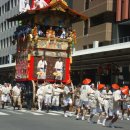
[121,86,129,95]
[112,84,120,90]
[82,78,91,85]
[98,84,105,90]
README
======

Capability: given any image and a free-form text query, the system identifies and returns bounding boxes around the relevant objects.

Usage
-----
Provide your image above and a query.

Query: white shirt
[1,86,10,94]
[37,60,47,69]
[12,86,21,96]
[54,61,63,70]
[113,90,121,102]
[45,84,54,94]
[35,0,48,8]
[37,87,44,96]
[54,88,63,96]
[113,90,121,109]
[64,86,70,95]
[80,85,91,101]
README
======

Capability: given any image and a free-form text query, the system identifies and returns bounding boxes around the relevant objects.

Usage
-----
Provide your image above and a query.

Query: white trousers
[1,94,10,102]
[45,94,52,106]
[37,95,44,110]
[52,96,60,106]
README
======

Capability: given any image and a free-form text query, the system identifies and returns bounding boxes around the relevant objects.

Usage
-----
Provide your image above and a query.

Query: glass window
[83,45,87,49]
[7,21,10,29]
[0,57,2,64]
[90,12,113,27]
[10,36,13,44]
[11,0,13,8]
[85,0,89,10]
[1,40,2,49]
[3,39,6,48]
[0,7,1,16]
[1,23,3,32]
[4,21,6,31]
[88,44,93,48]
[2,5,4,14]
[84,20,88,35]
[0,40,1,49]
[7,1,10,11]
[14,0,17,6]
[5,56,8,64]
[7,38,9,47]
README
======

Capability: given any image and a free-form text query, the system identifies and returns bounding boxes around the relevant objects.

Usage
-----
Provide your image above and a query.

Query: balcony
[84,0,113,17]
[87,23,112,44]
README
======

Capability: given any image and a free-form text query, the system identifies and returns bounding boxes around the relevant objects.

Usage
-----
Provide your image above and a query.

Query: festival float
[8,0,87,104]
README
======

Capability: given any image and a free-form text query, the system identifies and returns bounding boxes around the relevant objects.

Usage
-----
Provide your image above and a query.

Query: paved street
[0,106,129,130]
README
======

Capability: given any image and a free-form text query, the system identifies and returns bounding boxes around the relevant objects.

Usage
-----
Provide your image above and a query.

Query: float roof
[8,1,88,23]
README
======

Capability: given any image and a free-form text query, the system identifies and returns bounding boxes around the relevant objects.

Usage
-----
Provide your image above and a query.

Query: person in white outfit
[87,83,99,123]
[44,83,54,112]
[37,56,47,79]
[52,84,63,110]
[120,86,129,120]
[34,0,48,9]
[0,83,11,109]
[95,83,105,125]
[23,0,30,12]
[12,83,22,110]
[36,84,45,111]
[54,58,63,80]
[63,82,73,117]
[103,84,122,128]
[80,83,91,120]
[102,85,114,127]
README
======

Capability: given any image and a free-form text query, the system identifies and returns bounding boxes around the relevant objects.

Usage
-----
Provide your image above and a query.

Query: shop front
[71,43,130,86]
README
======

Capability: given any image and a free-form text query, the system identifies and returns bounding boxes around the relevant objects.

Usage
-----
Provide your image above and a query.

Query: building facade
[72,0,130,86]
[0,0,20,83]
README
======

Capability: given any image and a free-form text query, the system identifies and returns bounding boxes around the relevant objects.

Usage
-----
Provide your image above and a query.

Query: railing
[111,36,130,44]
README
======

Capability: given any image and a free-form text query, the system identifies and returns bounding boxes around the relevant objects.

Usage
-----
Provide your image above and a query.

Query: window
[4,39,6,48]
[90,12,114,27]
[0,7,1,16]
[1,40,3,49]
[6,38,9,48]
[14,0,17,6]
[7,21,10,29]
[0,40,1,49]
[10,21,13,27]
[5,56,8,64]
[84,20,88,35]
[83,45,87,49]
[1,23,3,32]
[88,44,93,48]
[99,42,103,47]
[7,1,10,11]
[2,5,4,14]
[5,3,7,12]
[4,21,6,31]
[85,0,89,10]
[10,36,13,44]
[0,57,1,64]
[11,0,14,8]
